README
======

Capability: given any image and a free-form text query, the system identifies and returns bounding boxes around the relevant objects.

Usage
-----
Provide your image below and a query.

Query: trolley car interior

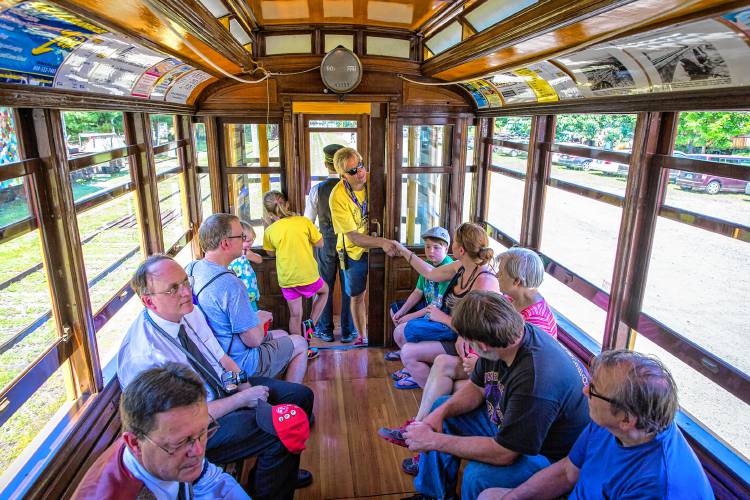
[0,0,749,497]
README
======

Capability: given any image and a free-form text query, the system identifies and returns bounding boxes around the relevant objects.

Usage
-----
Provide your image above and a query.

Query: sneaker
[384,350,401,361]
[377,419,413,447]
[318,331,334,342]
[341,333,355,343]
[353,336,368,346]
[401,455,419,476]
[302,319,314,341]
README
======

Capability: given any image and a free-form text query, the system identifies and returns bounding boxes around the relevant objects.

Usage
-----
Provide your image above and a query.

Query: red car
[675,154,750,194]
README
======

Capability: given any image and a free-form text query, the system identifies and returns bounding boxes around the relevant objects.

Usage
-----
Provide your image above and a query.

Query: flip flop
[307,347,319,360]
[391,368,411,381]
[394,376,420,390]
[384,350,401,361]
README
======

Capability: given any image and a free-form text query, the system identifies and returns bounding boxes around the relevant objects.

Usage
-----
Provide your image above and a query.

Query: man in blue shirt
[479,350,714,500]
[401,291,590,500]
[187,213,308,383]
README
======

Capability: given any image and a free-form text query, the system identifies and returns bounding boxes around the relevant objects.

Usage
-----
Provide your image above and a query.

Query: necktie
[177,324,227,398]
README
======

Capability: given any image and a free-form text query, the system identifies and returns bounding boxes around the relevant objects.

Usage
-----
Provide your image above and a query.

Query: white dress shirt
[304,173,339,223]
[117,307,227,401]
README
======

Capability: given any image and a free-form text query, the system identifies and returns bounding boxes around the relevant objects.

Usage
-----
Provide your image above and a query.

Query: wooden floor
[296,348,420,499]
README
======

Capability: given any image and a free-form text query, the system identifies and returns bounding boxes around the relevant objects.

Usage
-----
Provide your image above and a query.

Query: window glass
[0,221,57,394]
[308,130,357,185]
[538,272,606,344]
[155,149,181,176]
[96,294,142,378]
[0,107,20,165]
[309,120,357,128]
[486,172,524,243]
[75,183,143,313]
[466,125,476,167]
[158,173,189,250]
[494,116,531,142]
[425,21,462,55]
[463,172,474,223]
[0,365,68,471]
[402,125,452,167]
[70,159,131,203]
[633,335,750,463]
[551,113,636,196]
[62,111,126,157]
[199,173,213,221]
[224,124,280,167]
[229,173,281,243]
[150,114,176,147]
[0,178,30,229]
[540,185,621,340]
[644,217,749,374]
[366,36,410,58]
[667,111,750,227]
[399,173,447,245]
[194,123,208,167]
[491,144,527,175]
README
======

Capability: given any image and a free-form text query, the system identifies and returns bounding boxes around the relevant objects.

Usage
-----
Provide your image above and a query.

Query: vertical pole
[520,115,555,250]
[259,124,270,194]
[204,116,224,216]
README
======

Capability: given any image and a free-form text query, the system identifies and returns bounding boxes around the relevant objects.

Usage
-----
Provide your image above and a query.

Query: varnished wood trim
[658,205,750,243]
[520,115,554,250]
[657,154,750,181]
[547,177,624,207]
[153,139,188,155]
[68,145,141,172]
[0,85,194,113]
[419,0,470,37]
[544,142,631,164]
[224,0,259,33]
[422,0,633,77]
[0,158,39,182]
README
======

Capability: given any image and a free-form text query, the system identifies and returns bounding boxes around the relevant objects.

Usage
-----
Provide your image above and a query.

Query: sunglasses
[345,161,367,176]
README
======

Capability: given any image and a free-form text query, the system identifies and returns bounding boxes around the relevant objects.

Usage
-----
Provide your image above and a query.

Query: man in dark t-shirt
[402,291,590,500]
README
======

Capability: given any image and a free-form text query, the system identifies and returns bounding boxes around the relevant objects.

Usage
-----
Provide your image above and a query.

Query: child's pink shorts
[281,278,325,301]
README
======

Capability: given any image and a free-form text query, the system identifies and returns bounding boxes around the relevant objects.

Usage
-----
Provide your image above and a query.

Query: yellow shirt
[329,180,368,261]
[263,215,323,288]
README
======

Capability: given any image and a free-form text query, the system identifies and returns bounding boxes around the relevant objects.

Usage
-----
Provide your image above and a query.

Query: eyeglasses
[226,233,247,242]
[145,276,194,296]
[587,382,618,406]
[141,418,220,456]
[345,161,367,176]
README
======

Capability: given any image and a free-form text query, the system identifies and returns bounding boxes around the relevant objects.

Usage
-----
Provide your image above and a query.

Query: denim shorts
[344,254,368,297]
[404,317,457,343]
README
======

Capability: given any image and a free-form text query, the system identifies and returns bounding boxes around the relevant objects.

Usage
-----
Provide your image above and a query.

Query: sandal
[307,347,319,360]
[353,336,368,346]
[384,350,401,361]
[394,376,420,390]
[391,368,411,381]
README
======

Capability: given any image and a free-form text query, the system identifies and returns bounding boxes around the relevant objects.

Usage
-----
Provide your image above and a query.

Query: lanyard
[343,179,368,219]
[143,310,227,391]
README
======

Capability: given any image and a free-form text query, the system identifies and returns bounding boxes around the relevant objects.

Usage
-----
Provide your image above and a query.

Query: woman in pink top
[378,247,560,455]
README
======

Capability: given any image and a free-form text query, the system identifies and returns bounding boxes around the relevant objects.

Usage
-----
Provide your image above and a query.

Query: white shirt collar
[146,310,183,339]
[122,443,182,500]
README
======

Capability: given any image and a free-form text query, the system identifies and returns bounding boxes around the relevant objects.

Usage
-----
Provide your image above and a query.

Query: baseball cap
[421,226,450,246]
[255,400,310,453]
[323,144,345,164]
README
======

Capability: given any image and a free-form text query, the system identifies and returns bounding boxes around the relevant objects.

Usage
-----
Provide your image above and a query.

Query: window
[158,172,189,250]
[194,122,208,167]
[400,173,448,244]
[224,123,280,167]
[402,125,452,167]
[486,173,524,243]
[150,114,176,146]
[492,116,530,175]
[228,173,281,242]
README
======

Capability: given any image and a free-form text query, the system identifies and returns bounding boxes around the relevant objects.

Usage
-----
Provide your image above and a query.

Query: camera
[221,370,248,393]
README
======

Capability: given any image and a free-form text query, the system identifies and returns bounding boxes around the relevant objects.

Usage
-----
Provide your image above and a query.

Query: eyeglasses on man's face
[145,276,194,297]
[345,161,367,176]
[226,233,247,242]
[141,419,220,456]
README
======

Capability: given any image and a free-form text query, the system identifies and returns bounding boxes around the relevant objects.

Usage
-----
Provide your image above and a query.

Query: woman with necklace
[391,222,500,389]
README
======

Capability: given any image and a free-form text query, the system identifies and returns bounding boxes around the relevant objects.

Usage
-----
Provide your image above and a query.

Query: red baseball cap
[255,400,310,453]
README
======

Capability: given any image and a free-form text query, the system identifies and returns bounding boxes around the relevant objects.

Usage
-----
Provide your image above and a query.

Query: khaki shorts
[253,334,294,378]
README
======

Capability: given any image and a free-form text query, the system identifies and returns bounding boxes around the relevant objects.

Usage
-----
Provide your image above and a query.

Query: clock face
[320,46,362,94]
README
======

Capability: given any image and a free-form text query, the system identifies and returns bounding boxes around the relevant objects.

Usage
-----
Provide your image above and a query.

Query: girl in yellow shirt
[263,191,329,349]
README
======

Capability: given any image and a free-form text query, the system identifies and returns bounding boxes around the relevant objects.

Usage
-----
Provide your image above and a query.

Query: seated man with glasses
[329,147,401,344]
[401,291,590,500]
[74,363,249,499]
[117,254,314,500]
[187,213,308,383]
[479,350,714,500]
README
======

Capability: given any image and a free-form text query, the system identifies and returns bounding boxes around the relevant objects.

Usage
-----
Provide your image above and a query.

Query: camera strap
[144,310,229,399]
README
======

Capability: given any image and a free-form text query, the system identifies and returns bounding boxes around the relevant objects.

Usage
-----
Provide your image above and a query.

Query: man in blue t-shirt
[479,350,714,500]
[401,291,590,500]
[187,213,308,383]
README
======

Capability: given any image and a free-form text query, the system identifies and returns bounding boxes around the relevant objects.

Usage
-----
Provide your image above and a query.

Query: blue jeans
[344,254,368,297]
[415,396,551,500]
[404,317,457,343]
[316,245,355,336]
[207,377,314,500]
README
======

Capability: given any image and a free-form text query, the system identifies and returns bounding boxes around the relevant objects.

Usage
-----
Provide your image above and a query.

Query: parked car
[556,155,592,170]
[675,154,750,194]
